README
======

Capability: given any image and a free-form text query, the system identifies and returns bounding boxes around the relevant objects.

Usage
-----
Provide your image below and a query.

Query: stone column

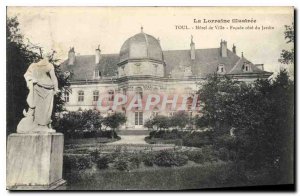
[6,133,66,190]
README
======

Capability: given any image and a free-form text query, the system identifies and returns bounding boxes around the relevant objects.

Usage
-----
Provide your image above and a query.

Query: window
[169,111,175,117]
[94,70,101,79]
[135,87,143,99]
[64,92,69,102]
[108,90,114,101]
[134,63,141,74]
[135,111,143,125]
[217,64,225,74]
[93,90,99,101]
[78,91,84,102]
[243,63,251,72]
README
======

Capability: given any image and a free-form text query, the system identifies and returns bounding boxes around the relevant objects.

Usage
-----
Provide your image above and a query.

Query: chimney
[68,47,75,65]
[190,35,195,60]
[95,44,101,64]
[232,44,236,54]
[220,40,227,57]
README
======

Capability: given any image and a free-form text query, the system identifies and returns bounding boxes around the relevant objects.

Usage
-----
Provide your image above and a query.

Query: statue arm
[24,63,37,88]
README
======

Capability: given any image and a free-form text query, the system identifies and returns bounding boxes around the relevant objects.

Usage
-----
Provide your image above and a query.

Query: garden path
[112,135,148,144]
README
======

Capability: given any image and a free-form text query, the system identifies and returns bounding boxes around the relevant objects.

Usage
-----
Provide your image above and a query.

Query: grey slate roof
[60,48,270,81]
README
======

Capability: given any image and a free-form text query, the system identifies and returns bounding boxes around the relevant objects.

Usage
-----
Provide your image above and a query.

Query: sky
[7,6,294,73]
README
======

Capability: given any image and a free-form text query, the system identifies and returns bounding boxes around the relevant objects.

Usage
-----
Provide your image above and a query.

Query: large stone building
[61,28,272,130]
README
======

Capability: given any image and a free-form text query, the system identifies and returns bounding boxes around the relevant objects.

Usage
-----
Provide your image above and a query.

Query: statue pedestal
[7,132,66,190]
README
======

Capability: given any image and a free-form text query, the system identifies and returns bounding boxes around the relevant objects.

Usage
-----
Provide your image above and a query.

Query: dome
[119,28,163,63]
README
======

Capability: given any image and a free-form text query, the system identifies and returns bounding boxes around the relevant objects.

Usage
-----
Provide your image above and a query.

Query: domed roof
[119,28,163,63]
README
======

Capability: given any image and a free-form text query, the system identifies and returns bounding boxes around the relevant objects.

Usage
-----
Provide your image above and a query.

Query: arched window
[78,91,84,102]
[135,87,143,99]
[93,90,99,101]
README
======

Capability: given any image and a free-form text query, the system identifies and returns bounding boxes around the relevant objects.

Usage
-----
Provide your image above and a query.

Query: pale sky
[7,7,294,73]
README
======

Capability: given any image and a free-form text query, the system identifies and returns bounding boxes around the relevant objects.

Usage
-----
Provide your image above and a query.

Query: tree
[53,109,103,139]
[7,16,40,134]
[102,113,127,138]
[197,71,294,184]
[279,24,294,65]
[152,115,170,130]
[169,111,189,130]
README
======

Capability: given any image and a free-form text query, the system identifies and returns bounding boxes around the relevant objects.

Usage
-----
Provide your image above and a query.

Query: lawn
[64,161,243,190]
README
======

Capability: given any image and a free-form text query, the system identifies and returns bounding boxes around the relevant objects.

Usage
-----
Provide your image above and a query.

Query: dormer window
[217,64,226,74]
[242,63,251,72]
[94,70,101,79]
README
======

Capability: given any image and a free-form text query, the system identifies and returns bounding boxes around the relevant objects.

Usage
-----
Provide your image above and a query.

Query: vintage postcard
[6,6,294,190]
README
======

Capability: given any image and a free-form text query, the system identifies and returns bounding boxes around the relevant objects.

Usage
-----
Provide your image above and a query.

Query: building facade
[61,28,272,130]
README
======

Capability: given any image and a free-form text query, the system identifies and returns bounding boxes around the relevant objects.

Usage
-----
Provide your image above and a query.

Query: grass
[64,161,239,190]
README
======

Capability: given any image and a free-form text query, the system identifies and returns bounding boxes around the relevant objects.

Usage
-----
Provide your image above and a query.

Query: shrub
[75,155,93,170]
[96,156,109,170]
[185,150,205,164]
[217,147,230,162]
[64,155,92,171]
[148,130,213,148]
[129,153,142,169]
[90,149,100,162]
[174,153,189,166]
[154,150,176,167]
[154,150,189,167]
[202,146,218,162]
[113,155,129,171]
[143,153,155,167]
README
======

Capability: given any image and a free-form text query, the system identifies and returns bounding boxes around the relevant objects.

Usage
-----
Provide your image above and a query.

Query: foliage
[90,149,100,162]
[142,153,156,167]
[113,155,129,171]
[102,112,127,131]
[196,70,294,183]
[169,111,190,130]
[146,115,170,130]
[185,151,205,164]
[145,112,192,131]
[279,24,294,65]
[148,130,213,148]
[53,109,114,139]
[154,150,188,167]
[64,155,92,172]
[129,153,142,169]
[96,156,110,170]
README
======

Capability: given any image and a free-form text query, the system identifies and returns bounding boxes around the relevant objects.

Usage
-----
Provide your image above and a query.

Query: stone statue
[17,58,59,133]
